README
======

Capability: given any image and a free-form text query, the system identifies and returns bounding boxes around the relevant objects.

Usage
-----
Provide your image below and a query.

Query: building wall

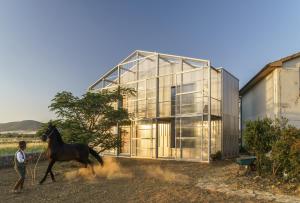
[222,70,239,157]
[280,57,300,128]
[120,60,224,161]
[241,69,277,128]
[92,51,239,162]
[241,56,300,133]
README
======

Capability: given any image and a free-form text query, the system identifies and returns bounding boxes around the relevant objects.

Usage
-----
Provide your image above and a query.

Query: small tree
[244,117,300,181]
[271,126,300,180]
[39,87,135,153]
[289,140,300,181]
[244,118,276,174]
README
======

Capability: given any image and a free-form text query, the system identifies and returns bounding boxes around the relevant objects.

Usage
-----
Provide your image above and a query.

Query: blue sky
[0,0,299,123]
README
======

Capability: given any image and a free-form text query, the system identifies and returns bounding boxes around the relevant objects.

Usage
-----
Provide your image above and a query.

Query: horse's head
[41,123,56,142]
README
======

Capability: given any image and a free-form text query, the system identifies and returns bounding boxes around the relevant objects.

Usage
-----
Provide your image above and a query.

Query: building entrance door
[158,122,170,157]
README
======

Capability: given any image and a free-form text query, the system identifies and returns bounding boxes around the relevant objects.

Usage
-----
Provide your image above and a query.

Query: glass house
[89,50,239,162]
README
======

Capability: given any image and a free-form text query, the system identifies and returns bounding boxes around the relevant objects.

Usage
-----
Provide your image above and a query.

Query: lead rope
[25,153,35,185]
[28,161,34,185]
[33,151,43,184]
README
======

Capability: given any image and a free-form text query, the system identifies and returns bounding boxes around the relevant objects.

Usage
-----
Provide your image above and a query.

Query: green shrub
[289,140,300,181]
[244,118,277,175]
[243,117,300,182]
[271,126,300,181]
[239,146,249,154]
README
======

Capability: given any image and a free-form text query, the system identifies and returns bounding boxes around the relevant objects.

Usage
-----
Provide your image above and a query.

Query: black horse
[39,124,104,184]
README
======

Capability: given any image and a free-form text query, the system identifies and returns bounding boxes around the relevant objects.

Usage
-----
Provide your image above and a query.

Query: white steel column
[221,70,224,157]
[180,59,183,159]
[134,52,139,157]
[155,53,159,158]
[117,65,121,156]
[208,64,211,163]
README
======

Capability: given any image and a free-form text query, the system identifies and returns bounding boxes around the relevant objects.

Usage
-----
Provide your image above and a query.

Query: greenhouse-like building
[89,50,239,162]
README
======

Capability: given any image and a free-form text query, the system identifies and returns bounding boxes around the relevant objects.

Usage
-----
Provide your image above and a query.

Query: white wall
[241,56,300,130]
[280,57,300,128]
[241,70,277,125]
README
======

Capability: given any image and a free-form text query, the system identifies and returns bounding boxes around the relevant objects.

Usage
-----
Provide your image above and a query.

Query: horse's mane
[53,127,64,144]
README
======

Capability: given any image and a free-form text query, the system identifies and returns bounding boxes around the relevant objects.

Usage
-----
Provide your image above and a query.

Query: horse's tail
[89,147,104,166]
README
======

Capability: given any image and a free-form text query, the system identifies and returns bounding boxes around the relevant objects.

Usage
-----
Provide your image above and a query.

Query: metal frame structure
[89,50,239,162]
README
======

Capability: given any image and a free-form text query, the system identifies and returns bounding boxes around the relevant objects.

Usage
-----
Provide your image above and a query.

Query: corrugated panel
[222,70,239,158]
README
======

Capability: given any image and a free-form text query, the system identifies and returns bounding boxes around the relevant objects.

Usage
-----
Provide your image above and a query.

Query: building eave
[239,51,300,96]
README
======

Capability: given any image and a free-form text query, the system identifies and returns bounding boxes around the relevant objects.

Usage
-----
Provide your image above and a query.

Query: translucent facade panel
[137,81,146,99]
[159,75,173,88]
[137,55,157,80]
[159,57,181,75]
[137,100,146,118]
[211,98,221,116]
[121,82,137,116]
[121,52,138,64]
[175,69,210,117]
[201,121,209,161]
[210,120,222,154]
[174,67,215,160]
[159,90,171,103]
[159,102,171,117]
[177,93,205,115]
[184,59,208,69]
[183,61,194,71]
[180,117,201,137]
[146,98,156,117]
[175,117,210,160]
[211,68,221,100]
[120,65,137,84]
[146,78,156,99]
[222,70,239,158]
[90,80,104,90]
[103,69,119,88]
[131,121,156,158]
[158,74,174,117]
[176,69,208,95]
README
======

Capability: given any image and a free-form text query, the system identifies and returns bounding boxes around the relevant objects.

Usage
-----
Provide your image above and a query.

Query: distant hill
[0,120,43,133]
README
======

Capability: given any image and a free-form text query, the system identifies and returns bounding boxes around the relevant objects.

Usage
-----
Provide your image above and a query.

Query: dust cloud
[64,157,132,181]
[143,165,190,184]
[64,157,190,184]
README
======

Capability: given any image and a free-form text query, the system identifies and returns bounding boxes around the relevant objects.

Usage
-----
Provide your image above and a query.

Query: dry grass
[0,157,267,203]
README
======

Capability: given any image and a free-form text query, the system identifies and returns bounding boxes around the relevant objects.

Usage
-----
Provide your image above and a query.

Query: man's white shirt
[16,150,26,163]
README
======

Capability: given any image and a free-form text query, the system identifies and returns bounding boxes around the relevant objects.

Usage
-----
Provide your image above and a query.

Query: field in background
[0,137,46,156]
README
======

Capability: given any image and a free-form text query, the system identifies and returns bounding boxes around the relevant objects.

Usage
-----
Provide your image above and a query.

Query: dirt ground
[0,157,297,203]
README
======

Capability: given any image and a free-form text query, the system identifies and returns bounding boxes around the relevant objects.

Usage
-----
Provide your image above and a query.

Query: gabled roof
[88,50,210,90]
[239,51,300,96]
